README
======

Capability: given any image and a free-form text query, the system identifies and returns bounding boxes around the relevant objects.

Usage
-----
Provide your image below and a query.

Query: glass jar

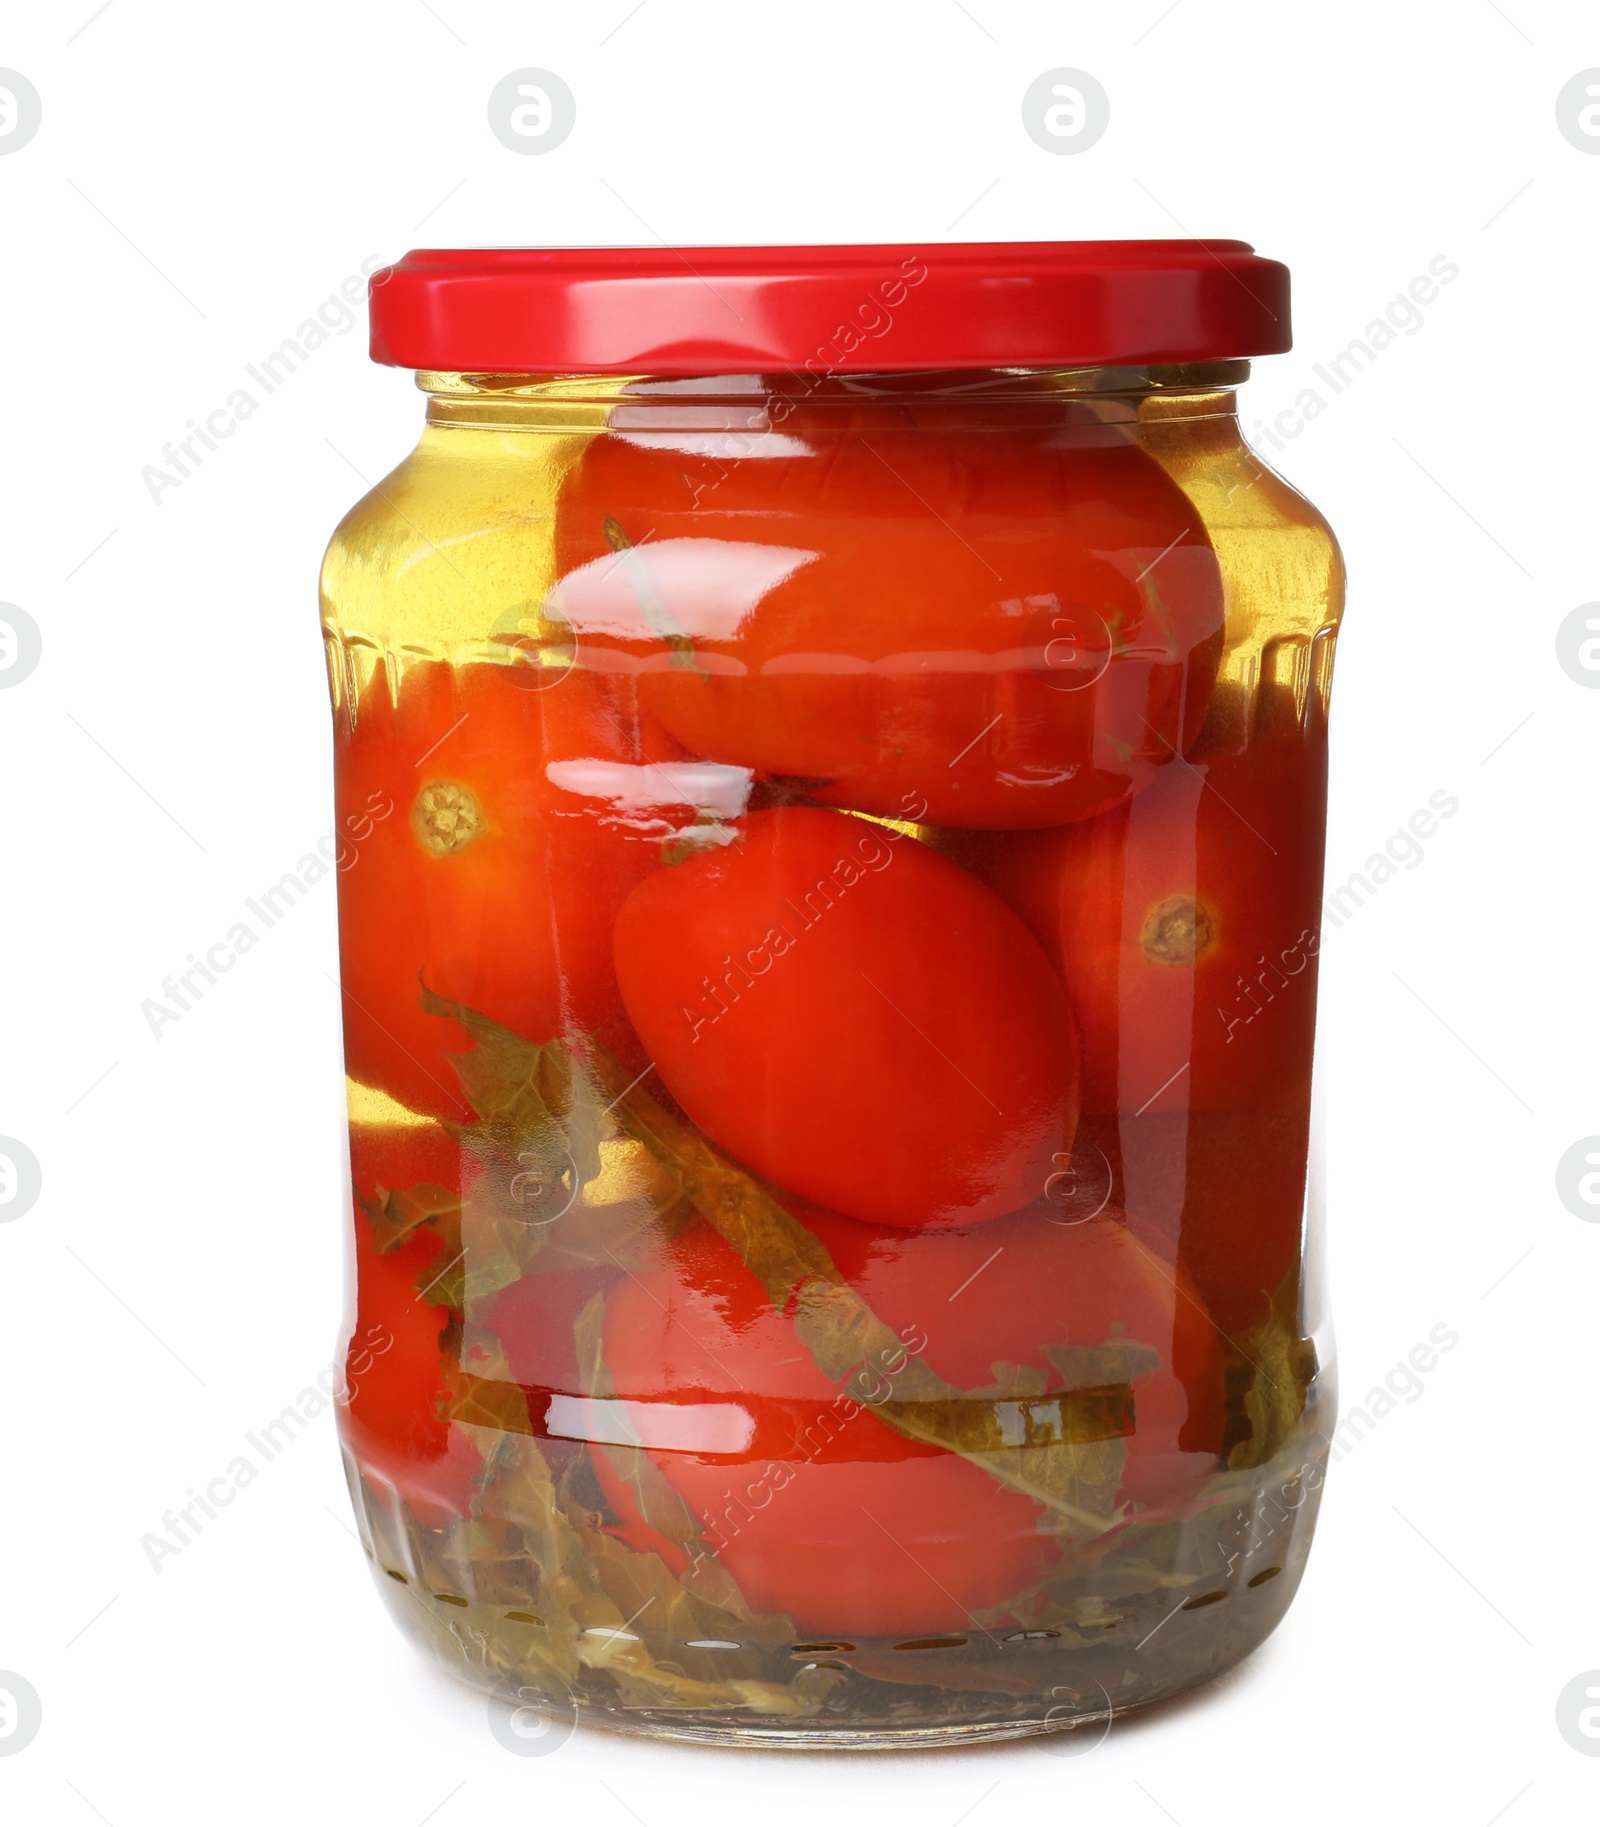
[322,243,1344,1748]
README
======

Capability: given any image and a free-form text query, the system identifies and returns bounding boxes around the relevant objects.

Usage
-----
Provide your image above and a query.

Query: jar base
[345,1427,1325,1750]
[510,1703,1122,1753]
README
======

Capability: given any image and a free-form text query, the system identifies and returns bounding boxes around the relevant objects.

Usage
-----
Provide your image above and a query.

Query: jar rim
[414,361,1252,403]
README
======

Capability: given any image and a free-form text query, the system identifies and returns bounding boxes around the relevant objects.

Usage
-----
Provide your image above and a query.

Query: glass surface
[321,365,1344,1745]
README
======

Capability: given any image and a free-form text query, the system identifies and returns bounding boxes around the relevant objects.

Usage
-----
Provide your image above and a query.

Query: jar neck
[416,364,1249,433]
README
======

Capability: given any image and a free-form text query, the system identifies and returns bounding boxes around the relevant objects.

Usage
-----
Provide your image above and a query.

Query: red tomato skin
[802,1203,1225,1507]
[334,660,710,1121]
[1079,1085,1313,1338]
[552,417,1224,829]
[1172,1092,1311,1337]
[595,1206,1222,1635]
[596,1219,1060,1637]
[341,1213,452,1459]
[339,1124,481,1515]
[346,1116,461,1207]
[967,734,1327,1117]
[489,1264,620,1397]
[613,807,1080,1228]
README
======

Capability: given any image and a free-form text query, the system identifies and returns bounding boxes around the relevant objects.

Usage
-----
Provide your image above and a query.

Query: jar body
[322,366,1343,1746]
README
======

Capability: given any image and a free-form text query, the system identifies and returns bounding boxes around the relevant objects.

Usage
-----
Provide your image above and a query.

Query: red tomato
[967,732,1326,1116]
[489,1264,619,1397]
[595,1206,1222,1636]
[334,659,730,1120]
[340,1124,480,1514]
[1170,1092,1312,1337]
[595,1219,1052,1636]
[551,411,1224,829]
[1079,1086,1314,1338]
[612,806,1079,1227]
[803,1203,1225,1500]
[346,1114,462,1207]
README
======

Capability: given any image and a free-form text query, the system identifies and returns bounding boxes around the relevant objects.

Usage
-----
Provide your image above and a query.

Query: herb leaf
[414,987,1150,1539]
[1225,1266,1318,1471]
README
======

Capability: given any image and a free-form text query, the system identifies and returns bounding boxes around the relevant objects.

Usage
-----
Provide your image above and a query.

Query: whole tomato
[594,1205,1222,1637]
[612,806,1079,1228]
[550,407,1224,829]
[334,659,740,1121]
[968,731,1327,1116]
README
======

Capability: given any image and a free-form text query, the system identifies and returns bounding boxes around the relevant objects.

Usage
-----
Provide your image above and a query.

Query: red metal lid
[368,241,1289,376]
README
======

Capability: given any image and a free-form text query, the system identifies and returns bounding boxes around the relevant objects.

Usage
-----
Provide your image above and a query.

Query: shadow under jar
[321,243,1345,1749]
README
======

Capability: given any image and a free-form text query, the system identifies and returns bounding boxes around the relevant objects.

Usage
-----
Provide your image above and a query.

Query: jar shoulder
[320,427,588,683]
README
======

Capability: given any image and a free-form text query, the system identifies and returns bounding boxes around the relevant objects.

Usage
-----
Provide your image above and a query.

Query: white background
[2,1,1596,1821]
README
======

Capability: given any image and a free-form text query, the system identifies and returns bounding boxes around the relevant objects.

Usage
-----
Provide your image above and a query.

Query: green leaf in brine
[573,1034,1145,1540]
[412,983,691,1322]
[433,1318,836,1711]
[454,1420,837,1715]
[414,992,1155,1542]
[359,1182,465,1310]
[571,1291,799,1648]
[364,1181,461,1256]
[1225,1265,1318,1471]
